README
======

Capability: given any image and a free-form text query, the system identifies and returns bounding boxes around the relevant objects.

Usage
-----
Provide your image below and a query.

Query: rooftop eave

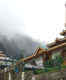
[60,30,66,36]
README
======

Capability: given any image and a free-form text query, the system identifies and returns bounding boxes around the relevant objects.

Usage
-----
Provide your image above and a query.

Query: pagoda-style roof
[47,38,66,48]
[60,30,66,36]
[0,51,6,57]
[0,54,6,57]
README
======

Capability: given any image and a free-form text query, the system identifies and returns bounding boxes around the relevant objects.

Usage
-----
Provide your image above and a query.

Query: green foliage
[33,69,45,74]
[44,59,53,68]
[33,65,66,74]
[44,55,64,68]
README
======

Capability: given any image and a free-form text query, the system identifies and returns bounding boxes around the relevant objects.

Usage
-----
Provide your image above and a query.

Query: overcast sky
[0,0,66,43]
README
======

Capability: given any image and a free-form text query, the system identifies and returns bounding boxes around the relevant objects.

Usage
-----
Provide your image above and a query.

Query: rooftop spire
[60,3,66,37]
[64,3,66,28]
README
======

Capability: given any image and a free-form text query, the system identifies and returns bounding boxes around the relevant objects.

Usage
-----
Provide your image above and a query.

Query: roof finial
[60,3,66,37]
[64,3,66,28]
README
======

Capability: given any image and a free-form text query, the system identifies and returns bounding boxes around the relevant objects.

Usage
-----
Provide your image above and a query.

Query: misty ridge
[0,33,41,58]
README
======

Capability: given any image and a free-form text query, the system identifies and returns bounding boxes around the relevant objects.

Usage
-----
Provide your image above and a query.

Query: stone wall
[24,71,33,80]
[35,70,66,80]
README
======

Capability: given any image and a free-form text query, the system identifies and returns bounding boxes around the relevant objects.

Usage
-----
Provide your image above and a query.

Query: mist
[0,33,41,58]
[0,0,45,58]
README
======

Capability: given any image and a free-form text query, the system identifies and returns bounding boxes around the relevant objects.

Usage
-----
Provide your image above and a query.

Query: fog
[0,33,41,58]
[0,0,47,57]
